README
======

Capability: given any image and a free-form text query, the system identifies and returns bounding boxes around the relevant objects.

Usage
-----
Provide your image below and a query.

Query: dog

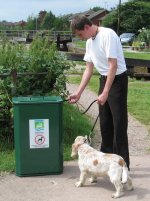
[71,136,133,199]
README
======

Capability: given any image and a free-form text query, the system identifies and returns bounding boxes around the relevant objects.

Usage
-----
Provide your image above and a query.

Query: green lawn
[68,75,150,127]
[124,52,150,60]
[128,79,150,126]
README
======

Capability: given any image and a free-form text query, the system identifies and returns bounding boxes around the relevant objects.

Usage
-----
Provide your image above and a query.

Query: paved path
[0,156,150,201]
[0,83,150,201]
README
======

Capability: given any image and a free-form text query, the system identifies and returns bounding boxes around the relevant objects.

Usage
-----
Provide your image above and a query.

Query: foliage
[102,1,150,34]
[54,16,70,31]
[102,11,118,31]
[25,16,37,30]
[0,37,73,140]
[120,1,150,34]
[40,11,56,30]
[136,28,150,46]
[24,10,70,31]
[92,7,104,11]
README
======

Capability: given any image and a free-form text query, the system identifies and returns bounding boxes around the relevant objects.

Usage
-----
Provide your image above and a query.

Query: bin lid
[12,96,63,104]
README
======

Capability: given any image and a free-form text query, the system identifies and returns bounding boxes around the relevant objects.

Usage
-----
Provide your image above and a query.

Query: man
[69,15,130,169]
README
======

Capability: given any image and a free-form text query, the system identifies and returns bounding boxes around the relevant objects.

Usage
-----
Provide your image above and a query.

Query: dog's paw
[111,191,124,199]
[75,181,83,187]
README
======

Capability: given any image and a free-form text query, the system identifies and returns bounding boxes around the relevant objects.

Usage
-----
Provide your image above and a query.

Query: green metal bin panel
[13,96,63,176]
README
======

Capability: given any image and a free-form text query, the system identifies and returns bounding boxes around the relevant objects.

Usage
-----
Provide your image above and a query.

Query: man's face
[75,25,91,40]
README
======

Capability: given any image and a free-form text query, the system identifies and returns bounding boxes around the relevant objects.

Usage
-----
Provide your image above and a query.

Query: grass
[0,151,15,172]
[68,75,150,127]
[124,52,150,60]
[63,103,92,160]
[128,79,150,126]
[0,103,92,172]
[73,40,86,48]
[0,141,15,172]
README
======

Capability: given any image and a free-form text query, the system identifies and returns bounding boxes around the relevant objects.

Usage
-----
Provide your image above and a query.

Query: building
[87,10,109,26]
[69,9,109,26]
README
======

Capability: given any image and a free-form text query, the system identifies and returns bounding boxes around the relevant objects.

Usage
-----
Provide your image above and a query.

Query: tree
[54,16,70,31]
[102,0,150,34]
[120,1,150,34]
[92,6,104,11]
[38,10,47,24]
[40,11,56,30]
[25,16,37,30]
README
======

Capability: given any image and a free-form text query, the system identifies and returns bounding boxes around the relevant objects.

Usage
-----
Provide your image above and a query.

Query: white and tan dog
[71,136,133,199]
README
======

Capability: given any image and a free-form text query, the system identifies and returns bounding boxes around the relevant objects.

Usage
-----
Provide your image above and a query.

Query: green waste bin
[13,96,63,177]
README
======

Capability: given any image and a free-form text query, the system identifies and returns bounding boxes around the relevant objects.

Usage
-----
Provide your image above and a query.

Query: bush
[137,28,150,47]
[0,37,74,141]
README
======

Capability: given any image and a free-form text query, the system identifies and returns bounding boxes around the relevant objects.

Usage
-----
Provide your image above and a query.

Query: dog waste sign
[29,119,49,149]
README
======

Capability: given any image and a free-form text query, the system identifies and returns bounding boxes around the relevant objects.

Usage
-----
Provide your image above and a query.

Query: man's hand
[97,91,108,105]
[68,93,81,104]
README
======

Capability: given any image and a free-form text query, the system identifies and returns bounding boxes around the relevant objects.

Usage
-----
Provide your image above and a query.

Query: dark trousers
[99,72,130,168]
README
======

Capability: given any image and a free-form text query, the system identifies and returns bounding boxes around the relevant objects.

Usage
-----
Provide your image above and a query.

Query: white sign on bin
[29,119,49,149]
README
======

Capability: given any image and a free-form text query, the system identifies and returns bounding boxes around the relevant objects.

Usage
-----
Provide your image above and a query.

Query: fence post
[11,69,17,95]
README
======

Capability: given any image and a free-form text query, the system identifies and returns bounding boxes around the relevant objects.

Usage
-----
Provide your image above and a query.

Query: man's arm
[97,58,117,105]
[69,62,94,103]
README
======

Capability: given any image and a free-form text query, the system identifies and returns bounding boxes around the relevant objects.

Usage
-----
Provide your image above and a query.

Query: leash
[63,99,100,144]
[81,99,97,114]
[81,99,100,144]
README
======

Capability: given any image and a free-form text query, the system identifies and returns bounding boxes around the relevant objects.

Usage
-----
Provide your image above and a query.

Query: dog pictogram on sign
[35,135,45,145]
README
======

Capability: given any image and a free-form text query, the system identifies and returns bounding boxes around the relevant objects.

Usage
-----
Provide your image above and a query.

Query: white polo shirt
[84,27,127,76]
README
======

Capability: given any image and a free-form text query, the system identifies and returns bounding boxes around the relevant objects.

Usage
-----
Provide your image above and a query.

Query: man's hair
[70,15,92,33]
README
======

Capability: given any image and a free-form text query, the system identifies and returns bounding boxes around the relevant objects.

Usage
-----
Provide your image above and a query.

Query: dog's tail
[121,164,128,183]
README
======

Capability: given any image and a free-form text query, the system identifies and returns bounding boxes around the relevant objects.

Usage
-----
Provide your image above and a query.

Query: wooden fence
[66,52,150,79]
[0,30,73,43]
